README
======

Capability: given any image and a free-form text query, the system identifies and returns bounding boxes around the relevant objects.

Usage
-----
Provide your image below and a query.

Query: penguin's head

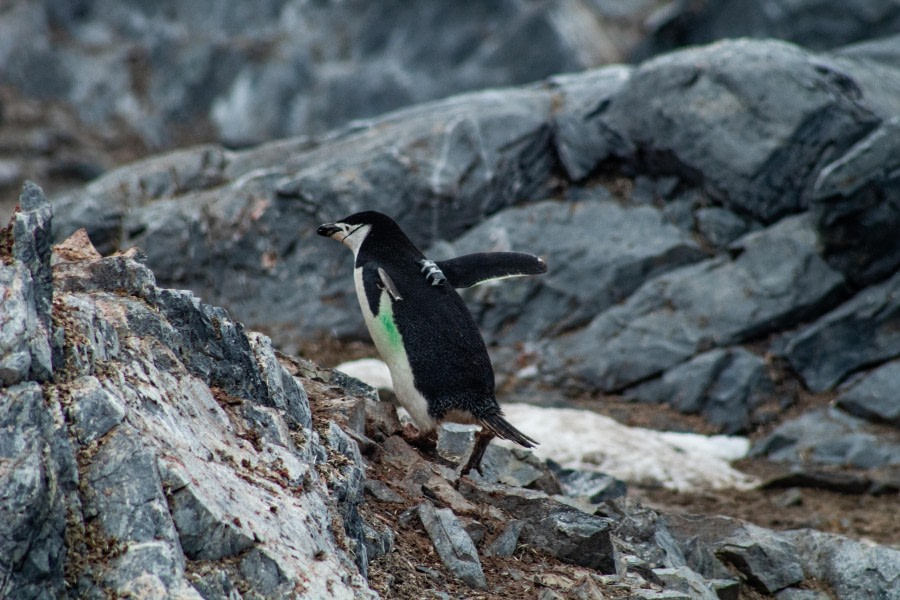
[317,211,412,256]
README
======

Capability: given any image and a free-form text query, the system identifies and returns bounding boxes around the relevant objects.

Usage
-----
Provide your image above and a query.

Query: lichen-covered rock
[1,198,378,597]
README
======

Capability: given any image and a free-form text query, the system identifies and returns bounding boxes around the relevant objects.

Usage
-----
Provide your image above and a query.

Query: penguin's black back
[356,220,499,421]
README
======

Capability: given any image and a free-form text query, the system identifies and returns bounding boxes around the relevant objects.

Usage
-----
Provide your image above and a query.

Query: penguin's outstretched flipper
[479,412,538,448]
[434,252,547,289]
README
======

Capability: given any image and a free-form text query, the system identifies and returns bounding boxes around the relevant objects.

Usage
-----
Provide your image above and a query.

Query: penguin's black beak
[317,223,341,237]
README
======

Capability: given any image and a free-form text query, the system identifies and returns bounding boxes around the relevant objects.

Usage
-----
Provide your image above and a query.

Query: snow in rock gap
[335,358,758,492]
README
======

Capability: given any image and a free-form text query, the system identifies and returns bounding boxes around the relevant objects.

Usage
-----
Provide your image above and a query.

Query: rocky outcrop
[4,182,900,598]
[2,183,375,598]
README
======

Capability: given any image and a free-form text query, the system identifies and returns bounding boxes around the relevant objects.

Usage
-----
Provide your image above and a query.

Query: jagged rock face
[1,184,376,599]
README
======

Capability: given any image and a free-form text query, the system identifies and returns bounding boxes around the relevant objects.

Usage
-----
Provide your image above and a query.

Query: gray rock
[67,375,126,444]
[443,198,705,343]
[362,521,394,562]
[163,461,257,561]
[599,497,688,572]
[782,269,900,392]
[0,382,77,600]
[476,444,561,493]
[459,480,615,572]
[556,215,844,392]
[82,429,182,547]
[549,463,627,504]
[363,479,405,504]
[665,515,804,594]
[485,520,524,558]
[436,423,478,468]
[751,407,900,469]
[11,181,53,330]
[568,39,880,223]
[653,566,720,600]
[837,360,900,425]
[694,207,754,248]
[628,347,775,433]
[638,0,900,56]
[784,528,900,600]
[417,502,486,590]
[716,523,805,594]
[550,66,634,181]
[775,588,831,600]
[812,116,900,286]
[5,1,662,149]
[0,265,52,385]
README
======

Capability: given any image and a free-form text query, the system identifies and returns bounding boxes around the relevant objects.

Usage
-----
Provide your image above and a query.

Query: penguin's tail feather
[479,413,538,448]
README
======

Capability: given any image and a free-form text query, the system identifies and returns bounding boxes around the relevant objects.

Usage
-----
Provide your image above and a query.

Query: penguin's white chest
[353,267,435,431]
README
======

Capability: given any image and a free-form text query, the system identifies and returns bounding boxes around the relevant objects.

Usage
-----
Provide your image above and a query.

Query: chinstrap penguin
[317,211,545,472]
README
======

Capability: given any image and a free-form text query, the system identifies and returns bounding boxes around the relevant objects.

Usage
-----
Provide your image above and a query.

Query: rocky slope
[3,183,899,599]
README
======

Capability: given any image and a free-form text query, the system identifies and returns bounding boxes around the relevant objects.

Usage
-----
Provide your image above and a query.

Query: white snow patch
[334,358,757,492]
[499,404,759,492]
[335,358,394,391]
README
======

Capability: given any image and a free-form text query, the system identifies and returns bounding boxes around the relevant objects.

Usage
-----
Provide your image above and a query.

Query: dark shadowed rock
[442,197,705,344]
[0,382,77,600]
[781,270,900,392]
[628,347,775,433]
[751,408,900,469]
[664,515,804,595]
[637,0,900,57]
[555,215,844,392]
[563,39,881,222]
[812,116,900,286]
[3,1,662,150]
[783,528,900,600]
[836,360,900,425]
[459,479,616,572]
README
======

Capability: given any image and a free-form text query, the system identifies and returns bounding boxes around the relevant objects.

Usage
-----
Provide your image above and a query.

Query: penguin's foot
[460,432,494,476]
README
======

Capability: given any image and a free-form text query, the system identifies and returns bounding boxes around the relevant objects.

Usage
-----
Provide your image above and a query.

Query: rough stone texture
[653,566,720,600]
[485,519,525,558]
[751,408,900,469]
[562,39,881,223]
[417,501,487,589]
[11,181,54,329]
[0,382,77,600]
[0,265,53,386]
[1,1,665,150]
[442,198,705,343]
[781,270,900,392]
[628,347,775,433]
[812,116,900,286]
[836,360,900,425]
[665,513,900,599]
[784,528,900,600]
[554,215,844,392]
[459,479,616,573]
[2,214,377,596]
[638,0,900,57]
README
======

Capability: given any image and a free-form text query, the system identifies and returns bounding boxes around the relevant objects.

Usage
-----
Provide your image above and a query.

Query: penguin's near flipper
[434,252,548,289]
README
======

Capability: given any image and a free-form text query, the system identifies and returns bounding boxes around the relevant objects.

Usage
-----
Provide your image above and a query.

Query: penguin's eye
[345,225,364,238]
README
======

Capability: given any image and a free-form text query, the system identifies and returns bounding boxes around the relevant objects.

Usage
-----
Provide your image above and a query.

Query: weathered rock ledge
[3,184,899,598]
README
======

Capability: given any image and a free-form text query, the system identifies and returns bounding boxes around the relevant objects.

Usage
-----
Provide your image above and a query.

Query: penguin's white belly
[353,267,436,432]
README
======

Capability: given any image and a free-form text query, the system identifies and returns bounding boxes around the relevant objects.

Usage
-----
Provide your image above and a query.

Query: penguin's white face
[317,222,371,257]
